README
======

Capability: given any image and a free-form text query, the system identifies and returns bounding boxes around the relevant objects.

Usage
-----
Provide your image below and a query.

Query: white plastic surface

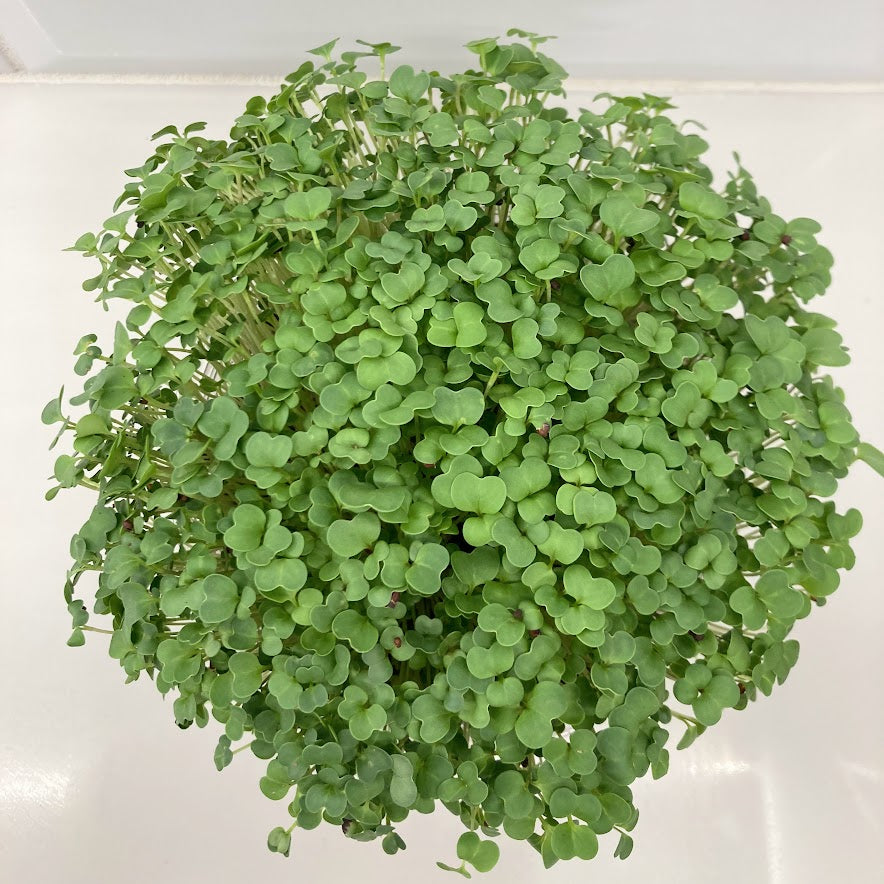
[1,0,882,80]
[0,84,881,883]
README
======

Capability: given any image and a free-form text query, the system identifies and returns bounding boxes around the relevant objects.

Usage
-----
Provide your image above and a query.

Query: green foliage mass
[44,30,882,875]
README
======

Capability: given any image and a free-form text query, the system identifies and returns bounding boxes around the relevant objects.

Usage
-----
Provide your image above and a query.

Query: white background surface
[1,0,883,80]
[1,54,883,884]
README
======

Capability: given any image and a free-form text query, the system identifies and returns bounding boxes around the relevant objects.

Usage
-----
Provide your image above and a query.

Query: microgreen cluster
[44,32,882,874]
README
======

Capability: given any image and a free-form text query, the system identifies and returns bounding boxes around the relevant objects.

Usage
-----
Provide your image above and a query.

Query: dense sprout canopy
[45,32,879,874]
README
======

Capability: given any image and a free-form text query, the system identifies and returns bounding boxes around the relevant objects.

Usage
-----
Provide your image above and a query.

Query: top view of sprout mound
[44,30,883,875]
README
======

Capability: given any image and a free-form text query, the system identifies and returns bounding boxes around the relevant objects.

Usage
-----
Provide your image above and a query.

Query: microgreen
[45,30,882,875]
